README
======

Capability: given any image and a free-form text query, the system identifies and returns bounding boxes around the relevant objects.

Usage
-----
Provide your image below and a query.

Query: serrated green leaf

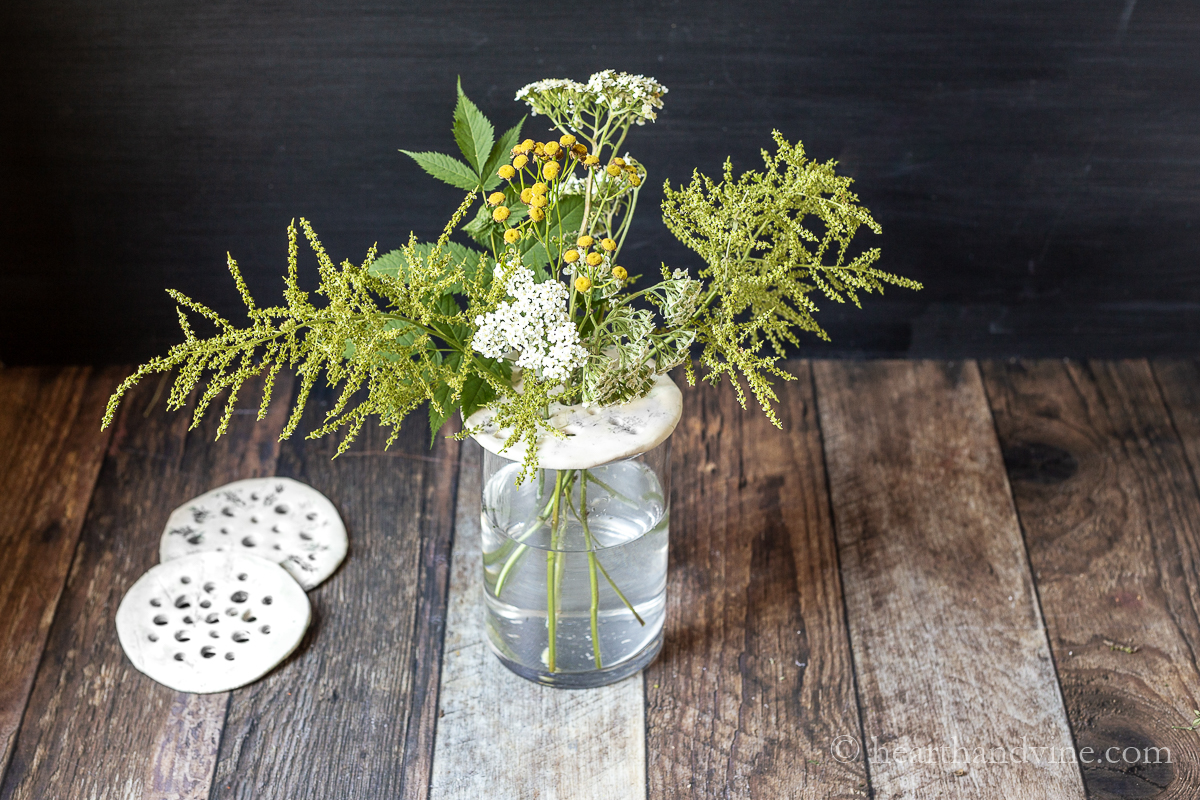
[481,118,525,191]
[459,373,497,420]
[401,150,480,191]
[453,78,494,176]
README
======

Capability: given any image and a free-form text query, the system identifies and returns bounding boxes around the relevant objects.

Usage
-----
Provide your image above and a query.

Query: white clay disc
[116,551,311,693]
[160,477,346,590]
[466,372,683,470]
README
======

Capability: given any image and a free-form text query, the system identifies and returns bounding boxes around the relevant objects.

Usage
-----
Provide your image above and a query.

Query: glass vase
[479,437,671,688]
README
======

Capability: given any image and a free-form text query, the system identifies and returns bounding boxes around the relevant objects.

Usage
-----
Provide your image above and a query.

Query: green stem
[581,477,602,669]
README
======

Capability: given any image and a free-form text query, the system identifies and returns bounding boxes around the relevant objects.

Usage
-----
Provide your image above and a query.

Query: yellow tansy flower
[487,192,506,206]
[497,165,516,180]
[585,252,603,266]
[600,238,617,251]
[504,229,521,244]
[574,276,592,292]
[563,249,580,263]
[492,206,510,222]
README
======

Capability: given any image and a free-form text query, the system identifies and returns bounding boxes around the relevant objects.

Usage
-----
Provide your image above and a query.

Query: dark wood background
[2,0,1198,365]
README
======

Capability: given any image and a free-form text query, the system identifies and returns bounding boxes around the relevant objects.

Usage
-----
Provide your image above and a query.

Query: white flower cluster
[584,70,667,125]
[515,71,667,126]
[472,259,588,384]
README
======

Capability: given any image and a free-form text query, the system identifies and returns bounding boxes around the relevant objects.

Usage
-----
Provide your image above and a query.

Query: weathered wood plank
[1154,359,1200,489]
[0,366,123,783]
[646,362,867,799]
[429,440,647,800]
[0,374,290,800]
[209,384,459,800]
[814,360,1084,799]
[984,359,1200,797]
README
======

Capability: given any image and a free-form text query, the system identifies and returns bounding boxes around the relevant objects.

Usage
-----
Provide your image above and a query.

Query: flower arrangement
[103,70,919,476]
[103,71,921,682]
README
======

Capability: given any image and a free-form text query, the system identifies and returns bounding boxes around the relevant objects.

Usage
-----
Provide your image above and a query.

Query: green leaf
[400,150,479,191]
[427,350,462,444]
[459,373,497,420]
[481,118,525,191]
[453,78,495,176]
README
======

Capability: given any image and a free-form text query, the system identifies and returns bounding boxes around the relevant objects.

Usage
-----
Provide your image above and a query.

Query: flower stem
[581,476,602,669]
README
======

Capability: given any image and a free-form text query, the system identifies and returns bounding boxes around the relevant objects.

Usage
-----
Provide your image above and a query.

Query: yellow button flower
[519,138,535,152]
[513,154,528,170]
[533,142,545,156]
[585,252,603,266]
[492,206,510,222]
[584,155,600,167]
[487,192,506,206]
[543,162,560,179]
[574,276,592,293]
[520,187,534,204]
[504,229,521,244]
[559,134,576,147]
[530,206,546,222]
[629,175,642,187]
[612,157,626,167]
[498,165,516,180]
[563,249,580,263]
[531,182,548,195]
[576,235,594,248]
[531,194,548,208]
[543,141,560,157]
[612,266,628,281]
[606,164,621,177]
[600,238,617,251]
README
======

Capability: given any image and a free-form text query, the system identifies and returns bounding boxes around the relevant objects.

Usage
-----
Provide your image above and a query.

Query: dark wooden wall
[1,0,1198,364]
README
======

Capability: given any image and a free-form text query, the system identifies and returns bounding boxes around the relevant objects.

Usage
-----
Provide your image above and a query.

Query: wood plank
[208,384,459,800]
[1154,359,1200,490]
[429,440,647,800]
[984,359,1200,798]
[0,373,290,800]
[0,366,123,783]
[813,360,1084,799]
[646,362,867,799]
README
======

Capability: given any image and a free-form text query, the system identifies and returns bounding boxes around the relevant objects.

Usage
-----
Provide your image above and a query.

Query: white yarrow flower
[472,258,588,384]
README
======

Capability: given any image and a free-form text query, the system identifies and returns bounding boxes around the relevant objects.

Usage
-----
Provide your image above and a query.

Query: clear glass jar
[479,437,671,688]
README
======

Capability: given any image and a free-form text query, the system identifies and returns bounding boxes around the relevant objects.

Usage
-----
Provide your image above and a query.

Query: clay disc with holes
[159,476,346,590]
[116,551,311,693]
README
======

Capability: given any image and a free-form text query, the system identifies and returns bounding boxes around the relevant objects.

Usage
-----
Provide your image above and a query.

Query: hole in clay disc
[174,596,191,609]
[222,507,234,517]
[262,596,272,605]
[300,532,313,541]
[148,633,158,642]
[307,554,316,561]
[183,615,194,624]
[231,591,248,603]
[201,646,216,658]
[206,613,220,623]
[175,630,191,642]
[273,544,281,550]
[220,528,229,535]
[180,576,191,584]
[306,512,317,521]
[187,535,203,545]
[271,525,281,533]
[204,582,216,593]
[209,630,219,638]
[250,492,259,500]
[260,625,271,634]
[150,598,161,607]
[199,600,211,608]
[242,537,256,547]
[275,505,288,514]
[174,653,185,661]
[232,631,250,643]
[250,517,259,524]
[226,608,238,616]
[242,611,257,622]
[225,652,235,661]
[237,574,248,581]
[153,615,168,625]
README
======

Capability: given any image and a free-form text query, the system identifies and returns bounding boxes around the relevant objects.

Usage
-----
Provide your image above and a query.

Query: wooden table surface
[2,360,1199,799]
